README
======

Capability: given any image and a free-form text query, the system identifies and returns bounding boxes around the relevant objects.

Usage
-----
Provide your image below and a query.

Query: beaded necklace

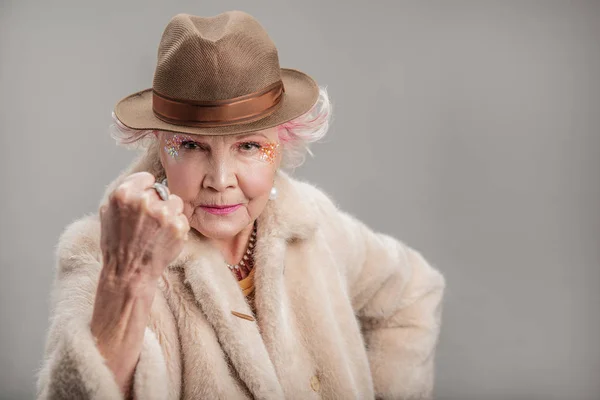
[225,222,257,280]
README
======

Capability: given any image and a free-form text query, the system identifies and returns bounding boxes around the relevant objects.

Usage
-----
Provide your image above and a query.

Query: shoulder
[281,174,365,243]
[282,174,342,218]
[54,213,102,277]
[266,172,344,240]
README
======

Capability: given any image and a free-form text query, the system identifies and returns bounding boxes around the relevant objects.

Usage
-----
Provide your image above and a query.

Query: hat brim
[114,68,319,136]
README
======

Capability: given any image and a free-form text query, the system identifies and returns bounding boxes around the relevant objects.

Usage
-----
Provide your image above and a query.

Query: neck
[209,222,255,265]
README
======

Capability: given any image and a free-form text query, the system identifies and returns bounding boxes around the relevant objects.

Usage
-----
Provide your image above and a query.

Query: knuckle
[179,217,191,236]
[172,194,184,208]
[165,213,179,229]
[153,204,170,224]
[168,200,183,214]
[127,171,155,183]
[139,171,156,181]
[171,216,184,231]
[171,219,187,239]
[139,191,153,211]
[166,222,179,237]
[178,214,190,229]
[111,184,131,205]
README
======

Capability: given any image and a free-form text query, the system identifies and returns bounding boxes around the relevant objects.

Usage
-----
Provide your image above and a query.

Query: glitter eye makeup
[164,134,279,164]
[164,134,187,158]
[258,142,280,164]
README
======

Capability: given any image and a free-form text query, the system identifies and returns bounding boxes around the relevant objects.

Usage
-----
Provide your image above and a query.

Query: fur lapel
[171,236,284,398]
[165,171,319,398]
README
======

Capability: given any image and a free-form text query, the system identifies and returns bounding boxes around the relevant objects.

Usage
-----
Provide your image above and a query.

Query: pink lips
[199,204,242,215]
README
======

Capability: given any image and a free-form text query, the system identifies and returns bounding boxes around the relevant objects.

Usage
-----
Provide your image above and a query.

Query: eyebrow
[234,132,269,140]
[180,132,269,144]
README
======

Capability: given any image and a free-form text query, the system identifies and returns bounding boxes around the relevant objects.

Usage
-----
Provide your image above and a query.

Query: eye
[181,141,205,151]
[239,141,261,151]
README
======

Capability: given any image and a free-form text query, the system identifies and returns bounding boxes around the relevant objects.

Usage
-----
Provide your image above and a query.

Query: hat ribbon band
[152,80,285,127]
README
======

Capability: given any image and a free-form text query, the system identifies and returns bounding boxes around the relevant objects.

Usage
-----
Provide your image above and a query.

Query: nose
[202,156,237,192]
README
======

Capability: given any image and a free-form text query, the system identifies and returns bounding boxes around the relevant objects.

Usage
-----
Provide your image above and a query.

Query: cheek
[238,166,274,200]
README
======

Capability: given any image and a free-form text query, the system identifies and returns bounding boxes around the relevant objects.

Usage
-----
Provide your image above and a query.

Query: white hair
[109,86,332,170]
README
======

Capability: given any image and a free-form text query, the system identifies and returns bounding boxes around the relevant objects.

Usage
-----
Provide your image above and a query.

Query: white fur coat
[37,154,446,400]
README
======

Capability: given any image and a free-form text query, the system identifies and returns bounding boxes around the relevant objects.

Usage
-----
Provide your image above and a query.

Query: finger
[121,172,157,193]
[140,184,174,207]
[175,214,191,239]
[144,194,171,222]
[165,194,184,215]
[112,176,157,206]
[139,189,157,211]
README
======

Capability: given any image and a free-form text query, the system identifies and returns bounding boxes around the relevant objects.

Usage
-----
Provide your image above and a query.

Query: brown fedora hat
[114,11,320,136]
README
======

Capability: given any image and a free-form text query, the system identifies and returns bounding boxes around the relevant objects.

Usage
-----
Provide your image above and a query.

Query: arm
[316,192,446,400]
[36,215,179,400]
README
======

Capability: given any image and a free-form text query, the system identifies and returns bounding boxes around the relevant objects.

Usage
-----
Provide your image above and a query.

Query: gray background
[1,1,599,399]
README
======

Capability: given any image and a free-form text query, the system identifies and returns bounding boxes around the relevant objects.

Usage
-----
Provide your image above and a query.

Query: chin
[192,217,248,240]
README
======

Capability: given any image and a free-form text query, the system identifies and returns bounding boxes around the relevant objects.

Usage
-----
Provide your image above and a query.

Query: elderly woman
[37,10,446,400]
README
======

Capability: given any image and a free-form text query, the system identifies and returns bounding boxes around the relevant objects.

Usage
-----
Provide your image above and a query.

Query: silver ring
[152,182,169,201]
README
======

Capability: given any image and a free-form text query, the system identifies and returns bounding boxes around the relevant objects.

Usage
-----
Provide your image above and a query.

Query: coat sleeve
[314,190,446,400]
[36,215,180,400]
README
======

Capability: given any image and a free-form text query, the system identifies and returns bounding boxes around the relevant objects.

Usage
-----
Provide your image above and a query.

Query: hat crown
[153,11,282,101]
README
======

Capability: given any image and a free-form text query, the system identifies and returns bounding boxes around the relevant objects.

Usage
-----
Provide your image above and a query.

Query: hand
[98,171,190,286]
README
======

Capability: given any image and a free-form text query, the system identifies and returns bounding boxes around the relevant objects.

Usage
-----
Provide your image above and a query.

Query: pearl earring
[269,186,278,200]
